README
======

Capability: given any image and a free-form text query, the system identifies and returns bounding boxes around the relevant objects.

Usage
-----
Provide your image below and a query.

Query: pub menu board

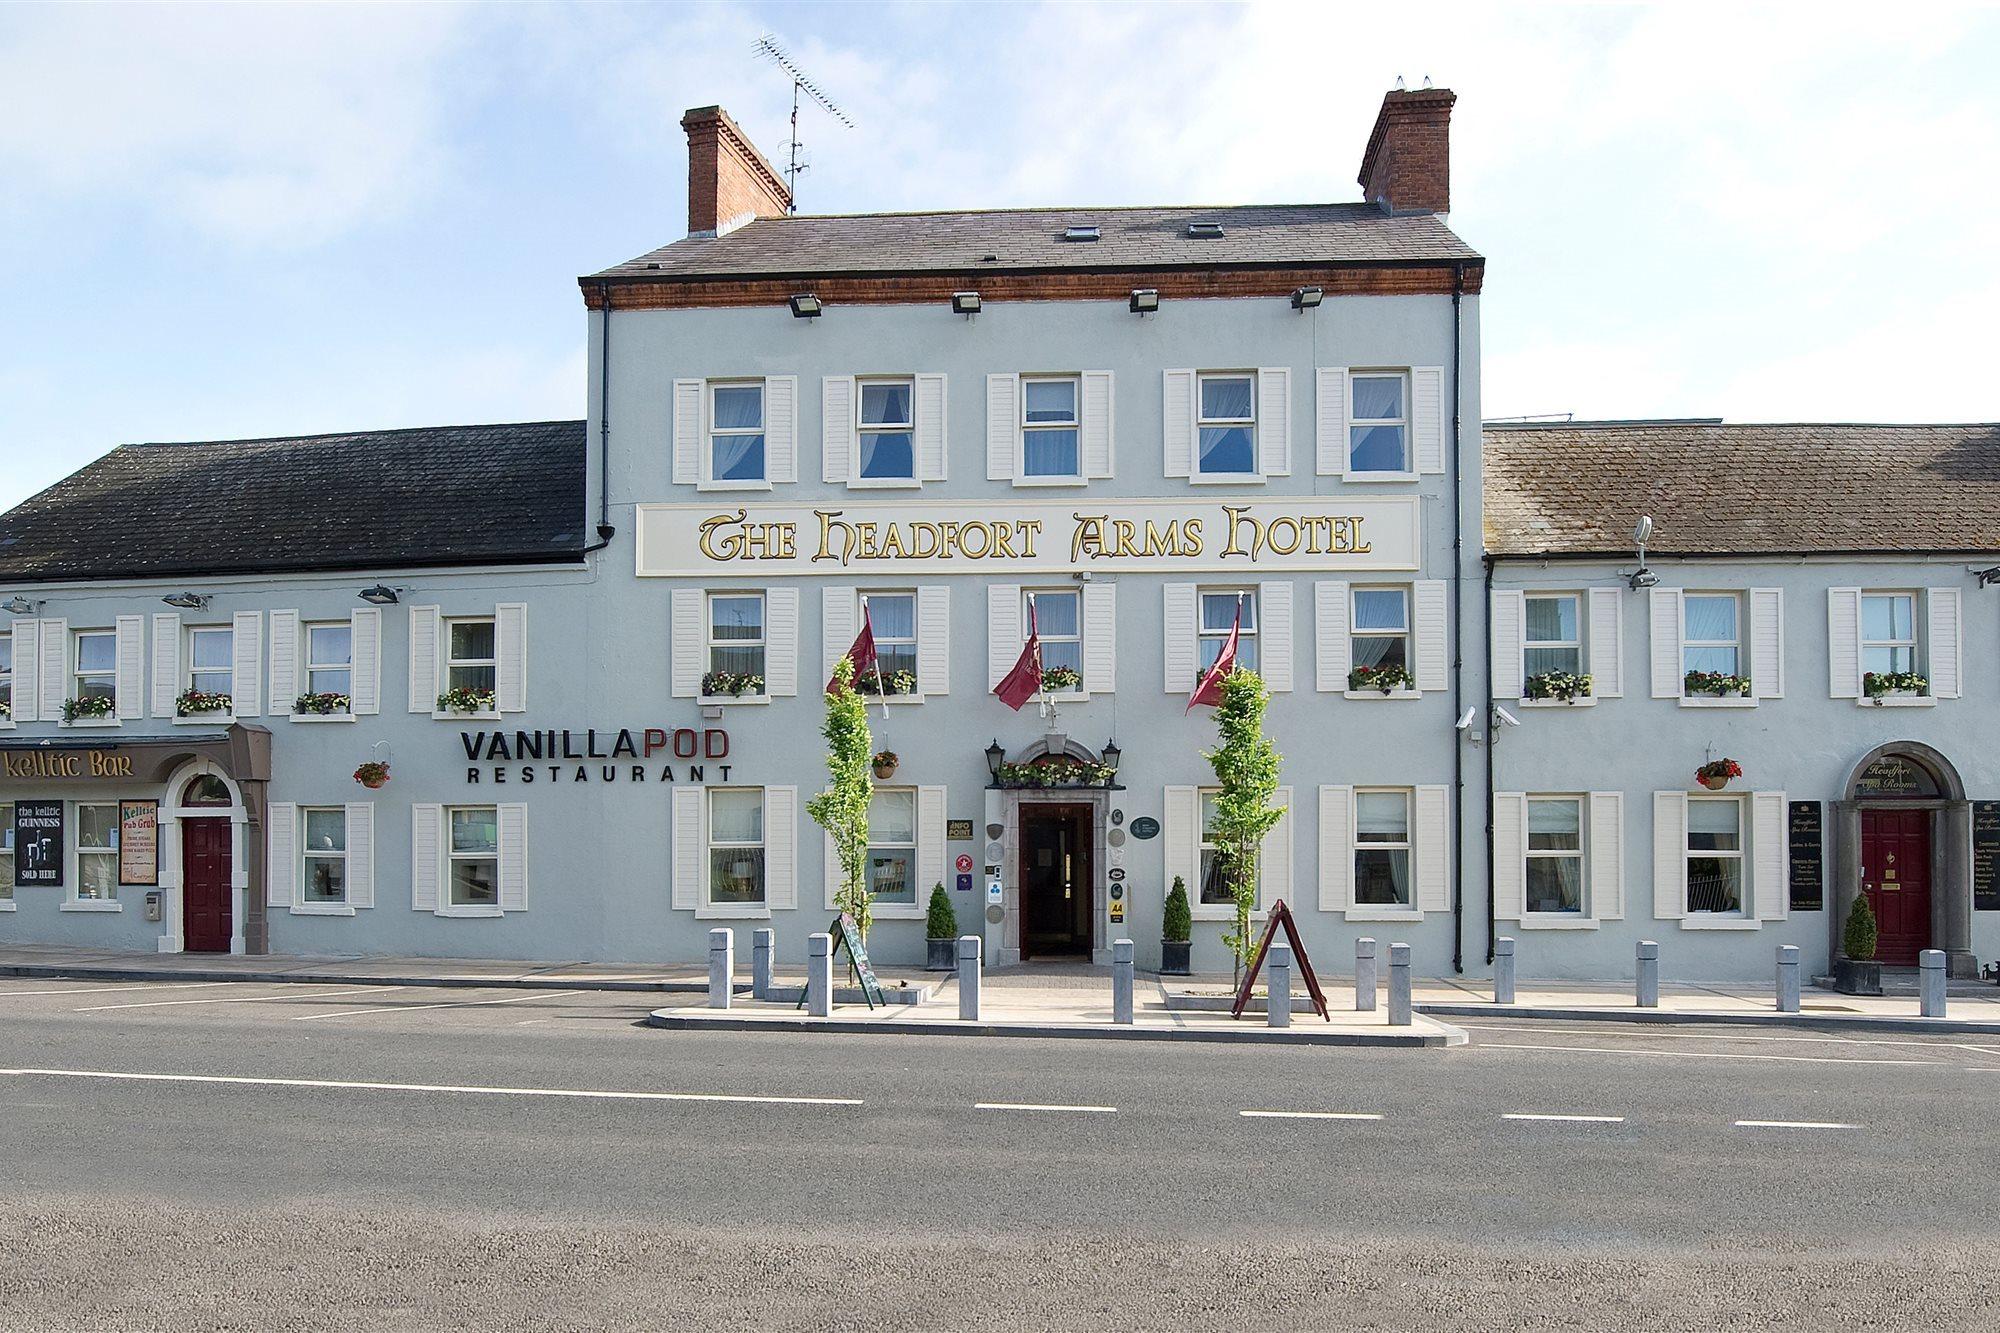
[119,799,160,887]
[1787,800,1824,912]
[13,800,64,888]
[1974,801,2000,912]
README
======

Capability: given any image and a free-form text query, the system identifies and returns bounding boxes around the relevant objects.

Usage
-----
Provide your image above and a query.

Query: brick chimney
[681,105,792,237]
[1357,87,1455,217]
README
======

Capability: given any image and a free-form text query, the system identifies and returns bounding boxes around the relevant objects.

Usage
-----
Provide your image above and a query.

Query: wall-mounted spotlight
[1,596,39,616]
[359,584,401,606]
[161,592,210,610]
[1129,288,1160,315]
[788,293,823,318]
[950,291,981,316]
[1625,514,1657,590]
[1291,286,1323,310]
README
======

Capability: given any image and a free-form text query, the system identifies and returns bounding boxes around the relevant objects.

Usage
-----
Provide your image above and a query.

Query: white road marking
[975,1101,1116,1114]
[1476,1041,1936,1068]
[289,990,583,1021]
[1734,1119,1860,1130]
[0,1067,863,1106]
[0,981,239,998]
[73,987,393,1013]
[1459,1021,1967,1053]
[1503,1112,1625,1124]
[1240,1110,1383,1121]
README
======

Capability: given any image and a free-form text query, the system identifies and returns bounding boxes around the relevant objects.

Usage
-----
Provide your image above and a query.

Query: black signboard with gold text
[1974,801,2000,912]
[1788,801,1824,912]
[13,800,64,888]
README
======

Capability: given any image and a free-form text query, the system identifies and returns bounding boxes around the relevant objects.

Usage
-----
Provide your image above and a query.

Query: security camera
[1455,706,1477,731]
[1494,705,1522,728]
[1628,567,1659,590]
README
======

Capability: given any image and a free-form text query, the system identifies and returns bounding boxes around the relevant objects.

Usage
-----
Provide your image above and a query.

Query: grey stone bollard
[806,933,833,1017]
[1111,939,1135,1025]
[751,928,774,1001]
[1920,949,1947,1018]
[1355,937,1378,1012]
[1636,940,1660,1008]
[1494,935,1517,1005]
[1387,943,1412,1026]
[707,927,734,1010]
[957,935,983,1021]
[1268,943,1293,1029]
[1775,944,1801,1014]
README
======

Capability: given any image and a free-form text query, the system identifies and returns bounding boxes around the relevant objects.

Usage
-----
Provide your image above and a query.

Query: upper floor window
[445,618,497,695]
[306,622,352,697]
[1686,796,1743,915]
[1353,789,1411,906]
[708,788,766,905]
[1196,373,1256,476]
[72,630,116,715]
[1526,796,1584,914]
[866,593,917,681]
[706,593,766,695]
[1022,377,1080,479]
[1861,593,1917,675]
[447,806,499,910]
[0,636,12,718]
[1524,594,1581,678]
[1349,372,1408,473]
[187,626,234,698]
[1198,590,1258,675]
[857,379,916,481]
[709,382,765,484]
[1028,589,1082,688]
[1351,587,1410,675]
[1682,593,1742,693]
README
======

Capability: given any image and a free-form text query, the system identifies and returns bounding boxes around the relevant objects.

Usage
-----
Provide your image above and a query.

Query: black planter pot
[1161,939,1192,975]
[1833,956,1883,996]
[926,937,956,972]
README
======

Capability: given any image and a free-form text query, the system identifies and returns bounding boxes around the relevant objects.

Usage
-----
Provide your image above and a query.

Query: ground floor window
[1354,789,1411,906]
[77,803,119,900]
[708,788,766,904]
[1687,796,1743,914]
[1197,789,1230,905]
[302,807,348,905]
[867,788,917,905]
[447,806,498,908]
[1525,797,1584,913]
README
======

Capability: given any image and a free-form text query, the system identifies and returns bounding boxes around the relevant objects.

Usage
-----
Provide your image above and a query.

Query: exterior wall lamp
[1100,738,1121,774]
[788,293,823,318]
[2,596,40,615]
[1128,288,1160,314]
[950,291,981,316]
[985,738,1006,779]
[161,592,210,610]
[1291,286,1323,310]
[359,585,401,605]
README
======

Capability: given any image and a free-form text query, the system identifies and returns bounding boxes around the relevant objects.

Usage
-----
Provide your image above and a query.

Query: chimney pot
[1357,87,1455,217]
[681,105,792,238]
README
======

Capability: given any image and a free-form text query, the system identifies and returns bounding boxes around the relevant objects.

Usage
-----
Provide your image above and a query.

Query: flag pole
[860,594,889,721]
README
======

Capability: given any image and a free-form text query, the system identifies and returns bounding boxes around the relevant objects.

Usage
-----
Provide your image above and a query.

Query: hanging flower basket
[1695,758,1742,791]
[353,761,391,790]
[872,750,900,780]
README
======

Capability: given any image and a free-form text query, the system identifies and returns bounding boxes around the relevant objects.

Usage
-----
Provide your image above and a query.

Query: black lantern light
[1100,738,1121,775]
[985,739,1006,779]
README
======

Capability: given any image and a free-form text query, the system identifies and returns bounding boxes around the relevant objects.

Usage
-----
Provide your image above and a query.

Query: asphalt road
[1,977,1997,1330]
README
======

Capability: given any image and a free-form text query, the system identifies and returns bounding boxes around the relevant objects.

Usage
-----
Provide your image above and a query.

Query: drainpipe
[587,280,617,553]
[1484,554,1497,966]
[1450,261,1466,974]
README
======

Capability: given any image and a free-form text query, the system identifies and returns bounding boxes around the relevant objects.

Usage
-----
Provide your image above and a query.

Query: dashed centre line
[1503,1112,1625,1124]
[975,1101,1117,1114]
[1240,1110,1383,1121]
[0,1067,864,1107]
[73,987,393,1013]
[290,990,583,1021]
[1734,1119,1861,1130]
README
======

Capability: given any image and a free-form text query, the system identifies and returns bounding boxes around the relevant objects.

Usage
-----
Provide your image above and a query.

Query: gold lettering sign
[1,750,135,780]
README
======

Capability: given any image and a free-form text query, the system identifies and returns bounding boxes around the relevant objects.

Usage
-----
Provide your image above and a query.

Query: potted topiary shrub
[1161,876,1193,975]
[1834,893,1883,995]
[925,882,957,971]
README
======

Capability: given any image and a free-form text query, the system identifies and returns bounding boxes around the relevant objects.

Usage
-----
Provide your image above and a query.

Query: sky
[3,0,1998,511]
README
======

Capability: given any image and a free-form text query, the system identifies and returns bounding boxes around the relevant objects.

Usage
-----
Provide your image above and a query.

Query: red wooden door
[182,818,233,953]
[1860,808,1931,966]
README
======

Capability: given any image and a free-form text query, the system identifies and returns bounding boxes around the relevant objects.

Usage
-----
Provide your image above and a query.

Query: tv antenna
[753,34,854,212]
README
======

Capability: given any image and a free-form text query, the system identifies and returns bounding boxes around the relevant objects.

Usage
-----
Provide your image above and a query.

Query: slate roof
[1484,421,2000,557]
[589,203,1480,281]
[0,420,587,584]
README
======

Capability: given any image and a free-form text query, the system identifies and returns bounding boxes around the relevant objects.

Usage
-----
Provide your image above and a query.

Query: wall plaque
[946,819,975,841]
[1787,800,1823,912]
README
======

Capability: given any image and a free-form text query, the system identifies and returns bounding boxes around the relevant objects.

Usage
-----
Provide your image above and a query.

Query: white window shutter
[986,373,1018,481]
[1163,786,1199,906]
[1587,588,1623,698]
[765,588,800,697]
[1082,582,1115,695]
[1926,587,1962,699]
[1162,370,1195,478]
[266,803,297,910]
[672,788,704,910]
[496,803,528,912]
[764,786,797,910]
[347,608,380,716]
[1315,368,1349,476]
[1827,587,1862,698]
[917,585,950,696]
[1256,367,1291,477]
[1652,791,1686,920]
[268,610,299,716]
[823,587,858,683]
[1490,590,1524,701]
[1749,588,1784,699]
[115,615,144,720]
[1413,366,1446,474]
[1414,784,1450,913]
[670,589,704,698]
[917,785,947,900]
[407,605,440,713]
[1492,792,1527,920]
[1318,785,1354,911]
[672,378,702,485]
[765,376,798,483]
[1259,786,1294,909]
[1649,589,1683,699]
[1315,582,1350,691]
[151,613,180,718]
[37,618,65,720]
[1414,580,1448,693]
[1080,371,1114,478]
[9,620,38,722]
[914,372,948,481]
[346,802,375,909]
[987,584,1022,690]
[1752,790,1787,922]
[822,376,855,484]
[1257,582,1293,693]
[1162,583,1196,694]
[1588,792,1624,920]
[494,603,527,713]
[411,804,441,913]
[231,611,263,717]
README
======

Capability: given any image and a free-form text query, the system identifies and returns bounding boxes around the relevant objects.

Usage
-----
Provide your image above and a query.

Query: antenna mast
[753,34,854,212]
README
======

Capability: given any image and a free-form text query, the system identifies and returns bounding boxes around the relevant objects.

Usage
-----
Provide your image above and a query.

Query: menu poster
[119,799,159,887]
[1787,801,1823,912]
[1974,801,2000,912]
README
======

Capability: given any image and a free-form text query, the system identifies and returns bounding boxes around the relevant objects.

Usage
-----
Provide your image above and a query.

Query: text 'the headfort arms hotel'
[3,91,1995,982]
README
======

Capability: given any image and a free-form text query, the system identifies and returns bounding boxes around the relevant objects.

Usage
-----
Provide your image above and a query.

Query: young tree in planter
[1204,668,1284,980]
[807,659,875,940]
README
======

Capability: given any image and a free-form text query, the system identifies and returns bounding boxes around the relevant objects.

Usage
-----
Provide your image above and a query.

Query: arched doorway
[164,761,247,954]
[1835,743,1974,976]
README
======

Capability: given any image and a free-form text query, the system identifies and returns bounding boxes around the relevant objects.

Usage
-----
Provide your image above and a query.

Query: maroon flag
[1187,599,1241,712]
[828,604,879,694]
[993,600,1043,711]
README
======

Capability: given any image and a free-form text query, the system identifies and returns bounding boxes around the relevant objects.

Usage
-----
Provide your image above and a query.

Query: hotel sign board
[636,497,1422,578]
